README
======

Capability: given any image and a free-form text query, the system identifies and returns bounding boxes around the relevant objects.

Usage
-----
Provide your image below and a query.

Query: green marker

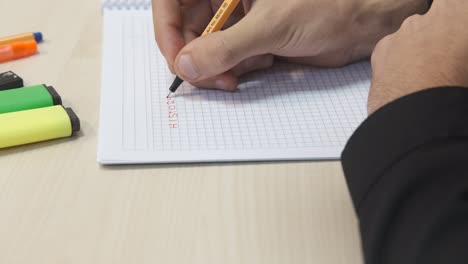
[0,84,62,114]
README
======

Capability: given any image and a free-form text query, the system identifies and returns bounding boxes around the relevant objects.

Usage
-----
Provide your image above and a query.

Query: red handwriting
[166,96,179,129]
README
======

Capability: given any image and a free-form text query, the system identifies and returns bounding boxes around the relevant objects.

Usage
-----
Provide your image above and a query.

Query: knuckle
[371,44,385,68]
[400,14,422,29]
[370,51,378,67]
[372,34,392,61]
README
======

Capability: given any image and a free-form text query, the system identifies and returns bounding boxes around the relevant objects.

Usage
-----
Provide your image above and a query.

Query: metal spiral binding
[102,0,151,11]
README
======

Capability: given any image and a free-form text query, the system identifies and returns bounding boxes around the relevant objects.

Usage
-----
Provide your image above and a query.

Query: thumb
[174,14,271,82]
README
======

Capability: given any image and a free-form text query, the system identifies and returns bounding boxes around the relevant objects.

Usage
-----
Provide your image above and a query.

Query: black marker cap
[44,85,62,105]
[0,71,23,91]
[64,107,81,134]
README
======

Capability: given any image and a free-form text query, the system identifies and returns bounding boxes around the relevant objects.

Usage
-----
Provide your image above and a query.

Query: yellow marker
[0,105,80,148]
[167,0,241,97]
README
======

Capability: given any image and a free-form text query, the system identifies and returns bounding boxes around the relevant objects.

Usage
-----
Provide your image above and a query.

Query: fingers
[190,72,239,91]
[153,0,186,70]
[188,54,274,91]
[231,54,274,76]
[173,12,272,83]
[154,1,274,92]
[279,48,359,68]
[240,0,253,13]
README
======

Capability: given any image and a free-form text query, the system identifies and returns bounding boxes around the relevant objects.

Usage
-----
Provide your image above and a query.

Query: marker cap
[33,32,43,43]
[0,71,23,91]
[64,107,81,134]
[45,86,62,105]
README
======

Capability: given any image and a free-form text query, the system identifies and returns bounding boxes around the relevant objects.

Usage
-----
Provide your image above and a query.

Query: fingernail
[178,54,200,81]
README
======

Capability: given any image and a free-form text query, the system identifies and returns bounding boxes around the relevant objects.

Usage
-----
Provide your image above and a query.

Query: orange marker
[0,41,38,63]
[0,32,43,46]
[167,0,241,97]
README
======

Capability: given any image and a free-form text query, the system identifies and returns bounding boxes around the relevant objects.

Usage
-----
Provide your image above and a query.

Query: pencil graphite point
[166,92,174,98]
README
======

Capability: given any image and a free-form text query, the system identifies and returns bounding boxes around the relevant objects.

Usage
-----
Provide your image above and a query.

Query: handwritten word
[166,96,179,129]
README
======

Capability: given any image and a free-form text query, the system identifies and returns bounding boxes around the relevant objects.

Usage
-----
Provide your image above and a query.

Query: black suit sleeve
[341,87,468,264]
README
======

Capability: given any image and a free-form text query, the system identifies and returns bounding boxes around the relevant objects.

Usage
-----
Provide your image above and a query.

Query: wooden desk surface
[0,0,362,263]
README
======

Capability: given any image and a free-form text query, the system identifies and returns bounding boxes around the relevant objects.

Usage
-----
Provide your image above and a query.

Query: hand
[153,0,429,91]
[369,1,468,114]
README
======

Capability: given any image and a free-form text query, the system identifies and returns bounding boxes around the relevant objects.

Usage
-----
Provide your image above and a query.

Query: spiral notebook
[98,0,371,164]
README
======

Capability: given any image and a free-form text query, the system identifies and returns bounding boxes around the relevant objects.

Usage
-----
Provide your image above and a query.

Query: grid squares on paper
[119,10,370,152]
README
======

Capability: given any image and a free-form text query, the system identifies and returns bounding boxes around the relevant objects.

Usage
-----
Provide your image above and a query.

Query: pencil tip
[166,92,173,98]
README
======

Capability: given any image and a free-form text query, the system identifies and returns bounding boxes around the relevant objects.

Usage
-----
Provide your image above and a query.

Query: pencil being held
[153,0,430,91]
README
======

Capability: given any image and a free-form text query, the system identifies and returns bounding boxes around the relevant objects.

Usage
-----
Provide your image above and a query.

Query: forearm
[342,87,468,264]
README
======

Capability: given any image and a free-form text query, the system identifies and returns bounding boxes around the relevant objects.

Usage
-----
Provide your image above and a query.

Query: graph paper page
[98,9,371,164]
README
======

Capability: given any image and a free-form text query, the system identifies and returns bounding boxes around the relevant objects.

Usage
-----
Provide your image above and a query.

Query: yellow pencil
[203,0,241,35]
[167,0,241,97]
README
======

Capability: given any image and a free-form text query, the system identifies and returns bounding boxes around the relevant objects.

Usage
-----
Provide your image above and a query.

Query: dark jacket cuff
[341,87,468,210]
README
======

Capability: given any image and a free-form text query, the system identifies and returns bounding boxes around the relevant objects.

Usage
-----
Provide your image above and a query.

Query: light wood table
[0,0,362,263]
